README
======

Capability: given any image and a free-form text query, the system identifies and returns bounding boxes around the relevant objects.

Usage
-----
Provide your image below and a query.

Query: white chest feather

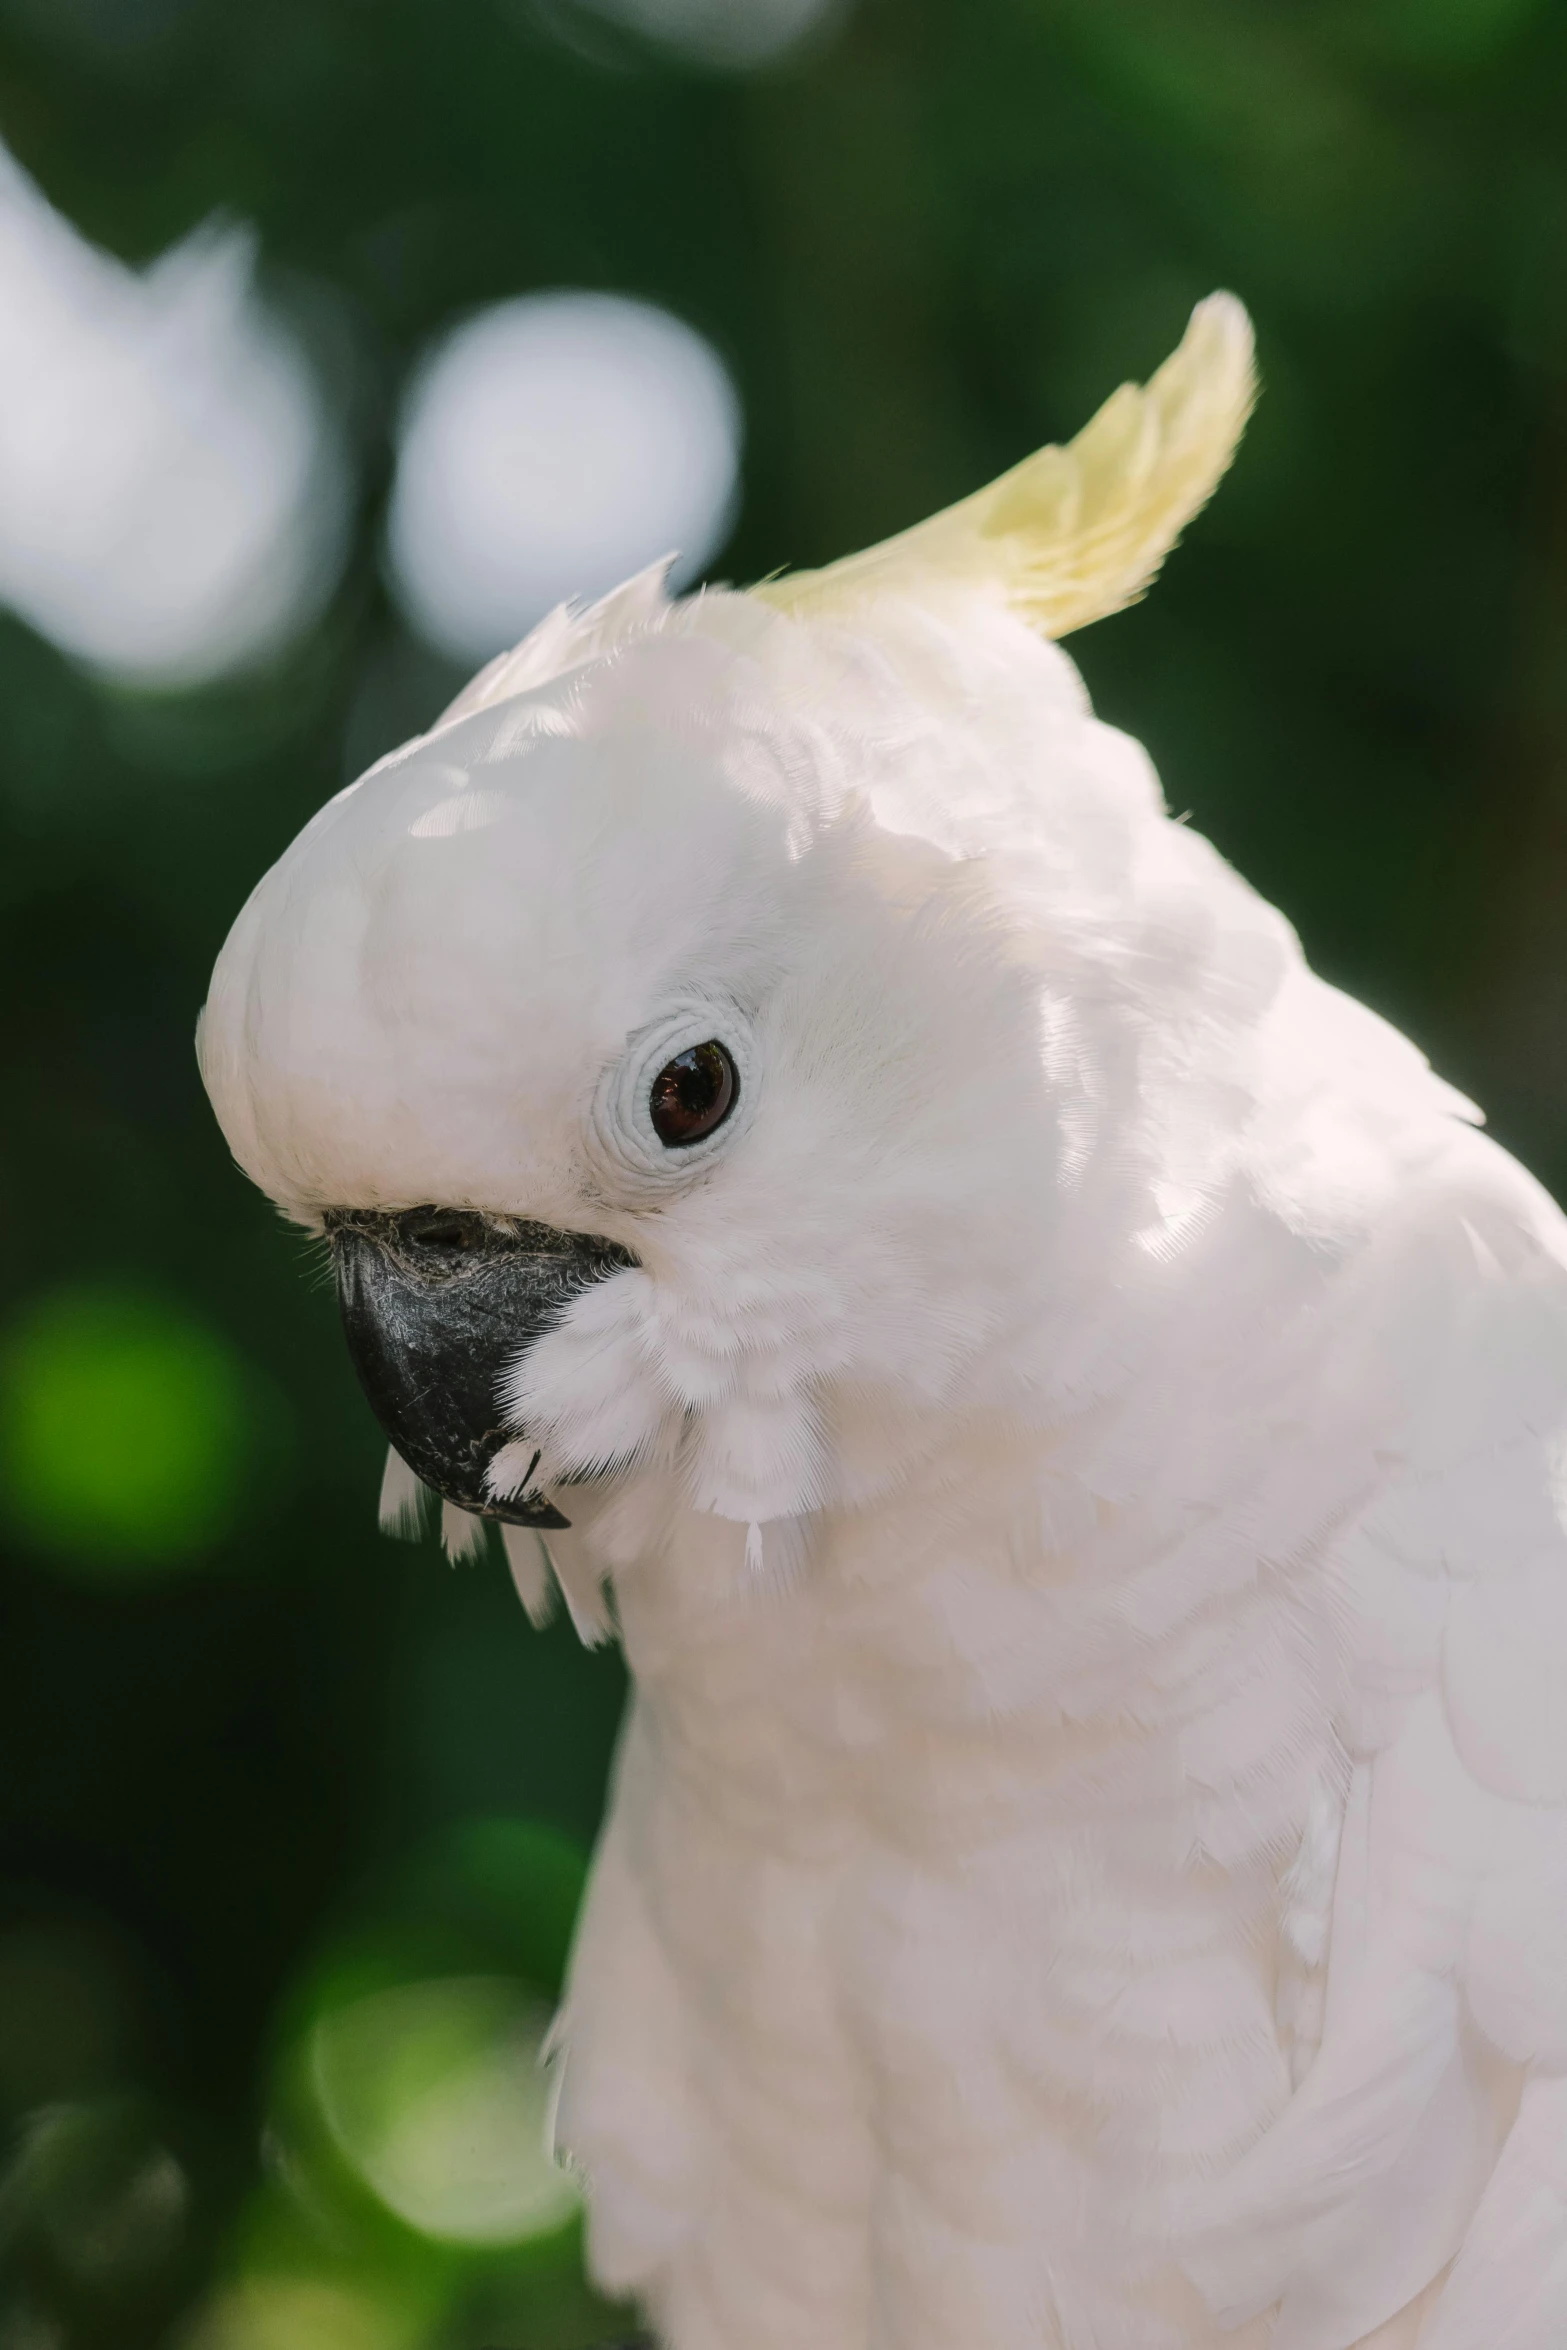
[553,1423,1351,2350]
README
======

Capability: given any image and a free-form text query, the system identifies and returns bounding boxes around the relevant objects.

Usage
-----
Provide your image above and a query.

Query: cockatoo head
[199,295,1256,1546]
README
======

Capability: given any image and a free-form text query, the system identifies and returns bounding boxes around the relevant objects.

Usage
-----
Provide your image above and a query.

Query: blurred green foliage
[210,1822,624,2350]
[0,1287,279,1573]
[1,0,1564,2342]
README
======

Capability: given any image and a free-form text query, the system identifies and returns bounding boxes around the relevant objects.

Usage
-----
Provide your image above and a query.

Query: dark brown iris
[648,1040,738,1148]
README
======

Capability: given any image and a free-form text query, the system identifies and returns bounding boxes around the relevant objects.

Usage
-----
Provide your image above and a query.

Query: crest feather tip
[753,292,1256,639]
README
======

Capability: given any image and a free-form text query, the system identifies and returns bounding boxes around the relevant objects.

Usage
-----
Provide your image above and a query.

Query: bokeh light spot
[0,1287,262,1573]
[7,2100,191,2290]
[573,0,848,68]
[386,290,741,664]
[0,143,347,686]
[309,1976,579,2247]
[185,2275,420,2350]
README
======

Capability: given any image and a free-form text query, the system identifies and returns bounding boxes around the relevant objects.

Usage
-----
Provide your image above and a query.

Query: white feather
[543,1526,615,1648]
[377,1443,430,1540]
[440,1499,487,1563]
[199,300,1567,2349]
[1418,2073,1567,2350]
[500,1523,559,1628]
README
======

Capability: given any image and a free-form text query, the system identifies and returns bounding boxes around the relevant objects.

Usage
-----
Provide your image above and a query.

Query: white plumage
[199,297,1567,2350]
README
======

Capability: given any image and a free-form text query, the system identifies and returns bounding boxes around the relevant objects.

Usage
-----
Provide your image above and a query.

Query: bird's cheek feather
[500,1269,676,1485]
[505,1268,831,1529]
[682,1387,831,1525]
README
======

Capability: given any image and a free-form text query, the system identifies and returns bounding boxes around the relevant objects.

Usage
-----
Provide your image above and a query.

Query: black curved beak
[325,1207,636,1530]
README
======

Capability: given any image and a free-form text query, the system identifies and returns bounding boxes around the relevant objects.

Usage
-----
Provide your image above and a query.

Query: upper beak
[325,1207,636,1529]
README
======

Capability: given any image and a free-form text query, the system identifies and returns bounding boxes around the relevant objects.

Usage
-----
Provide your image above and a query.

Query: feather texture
[199,314,1567,2350]
[440,1499,487,1563]
[377,1442,430,1540]
[500,1523,559,1627]
[753,293,1255,638]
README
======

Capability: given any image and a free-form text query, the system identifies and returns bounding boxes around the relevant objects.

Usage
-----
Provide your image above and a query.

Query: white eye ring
[588,999,757,1194]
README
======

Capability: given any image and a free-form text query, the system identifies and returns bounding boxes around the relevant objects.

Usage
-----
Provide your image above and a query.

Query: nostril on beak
[401,1208,490,1253]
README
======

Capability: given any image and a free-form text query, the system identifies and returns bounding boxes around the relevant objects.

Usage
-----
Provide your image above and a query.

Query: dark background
[2,0,1565,2342]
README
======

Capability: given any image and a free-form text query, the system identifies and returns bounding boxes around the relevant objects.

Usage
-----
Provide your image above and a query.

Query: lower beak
[326,1207,635,1529]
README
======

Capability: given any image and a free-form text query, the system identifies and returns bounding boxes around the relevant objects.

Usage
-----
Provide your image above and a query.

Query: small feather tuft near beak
[379,1444,433,1542]
[501,1525,559,1628]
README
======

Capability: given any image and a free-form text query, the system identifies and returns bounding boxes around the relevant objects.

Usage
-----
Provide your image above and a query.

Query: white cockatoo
[199,295,1567,2350]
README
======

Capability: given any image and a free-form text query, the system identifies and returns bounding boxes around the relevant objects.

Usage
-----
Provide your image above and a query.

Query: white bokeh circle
[386,290,741,665]
[574,0,847,69]
[0,145,346,686]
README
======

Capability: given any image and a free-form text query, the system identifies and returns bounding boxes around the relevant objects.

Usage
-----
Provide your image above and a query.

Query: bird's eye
[648,1041,738,1148]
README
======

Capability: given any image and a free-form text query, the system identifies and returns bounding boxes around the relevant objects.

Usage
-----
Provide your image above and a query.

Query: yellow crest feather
[753,292,1256,638]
